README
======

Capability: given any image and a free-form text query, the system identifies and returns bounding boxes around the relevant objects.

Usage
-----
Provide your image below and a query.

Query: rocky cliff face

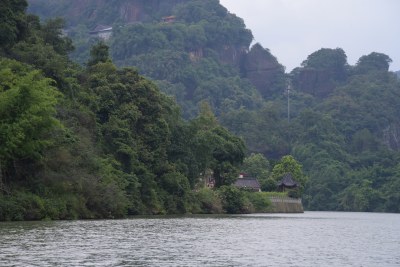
[242,44,285,98]
[383,123,400,151]
[216,45,247,67]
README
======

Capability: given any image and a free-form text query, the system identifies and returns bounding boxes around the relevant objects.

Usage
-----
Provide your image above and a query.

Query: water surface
[1,212,399,266]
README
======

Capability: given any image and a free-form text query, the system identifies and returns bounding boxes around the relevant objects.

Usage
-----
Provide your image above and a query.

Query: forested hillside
[5,0,400,214]
[2,0,278,220]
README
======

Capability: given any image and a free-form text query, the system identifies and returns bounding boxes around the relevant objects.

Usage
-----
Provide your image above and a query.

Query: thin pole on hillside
[287,82,291,123]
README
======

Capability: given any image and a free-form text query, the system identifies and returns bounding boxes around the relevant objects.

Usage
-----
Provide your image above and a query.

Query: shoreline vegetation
[0,189,302,221]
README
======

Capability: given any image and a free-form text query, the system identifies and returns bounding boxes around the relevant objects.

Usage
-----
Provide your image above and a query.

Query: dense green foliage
[0,59,61,163]
[109,1,257,118]
[0,0,28,49]
[8,0,400,214]
[28,0,261,118]
[0,1,249,220]
[291,52,400,211]
[217,186,272,214]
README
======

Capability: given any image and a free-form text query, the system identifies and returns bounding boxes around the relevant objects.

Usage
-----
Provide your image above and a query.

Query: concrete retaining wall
[269,196,304,213]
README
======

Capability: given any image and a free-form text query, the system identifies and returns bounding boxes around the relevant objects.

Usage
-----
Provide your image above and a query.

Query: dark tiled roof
[277,173,298,187]
[234,178,261,190]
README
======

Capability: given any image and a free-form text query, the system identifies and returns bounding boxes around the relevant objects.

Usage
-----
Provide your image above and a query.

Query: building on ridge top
[89,25,113,40]
[162,16,176,24]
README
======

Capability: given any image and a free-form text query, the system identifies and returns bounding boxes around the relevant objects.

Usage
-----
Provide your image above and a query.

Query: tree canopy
[0,58,61,163]
[0,1,250,219]
[0,0,28,49]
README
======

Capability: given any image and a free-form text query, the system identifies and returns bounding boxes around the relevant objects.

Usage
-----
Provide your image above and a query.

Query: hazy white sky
[219,0,400,72]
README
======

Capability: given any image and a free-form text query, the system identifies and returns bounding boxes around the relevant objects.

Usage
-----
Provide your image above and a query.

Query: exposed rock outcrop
[383,123,400,151]
[241,43,286,98]
[216,45,247,67]
[395,70,400,80]
[290,48,348,98]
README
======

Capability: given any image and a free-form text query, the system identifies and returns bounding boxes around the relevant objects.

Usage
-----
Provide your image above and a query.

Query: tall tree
[87,41,111,67]
[190,102,245,187]
[271,155,308,190]
[354,52,392,74]
[0,59,62,181]
[0,0,28,49]
[242,153,270,179]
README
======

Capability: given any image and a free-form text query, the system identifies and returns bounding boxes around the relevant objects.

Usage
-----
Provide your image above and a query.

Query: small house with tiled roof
[234,173,261,192]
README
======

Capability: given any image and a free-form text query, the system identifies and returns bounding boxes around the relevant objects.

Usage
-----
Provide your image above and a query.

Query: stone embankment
[269,196,304,213]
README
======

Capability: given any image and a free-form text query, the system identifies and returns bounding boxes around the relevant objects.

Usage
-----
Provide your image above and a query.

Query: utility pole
[287,81,291,123]
[0,162,3,193]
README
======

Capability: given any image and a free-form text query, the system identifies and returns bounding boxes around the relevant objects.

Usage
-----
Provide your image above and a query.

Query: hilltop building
[89,25,113,40]
[162,16,176,23]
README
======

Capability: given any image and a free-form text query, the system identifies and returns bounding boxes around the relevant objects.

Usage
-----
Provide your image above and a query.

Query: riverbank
[0,188,302,221]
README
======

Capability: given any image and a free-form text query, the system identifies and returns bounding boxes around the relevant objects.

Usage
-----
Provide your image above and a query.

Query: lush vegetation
[1,0,269,220]
[4,0,400,217]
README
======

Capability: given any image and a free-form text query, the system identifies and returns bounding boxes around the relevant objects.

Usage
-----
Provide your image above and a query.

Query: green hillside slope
[2,0,268,220]
[20,0,400,213]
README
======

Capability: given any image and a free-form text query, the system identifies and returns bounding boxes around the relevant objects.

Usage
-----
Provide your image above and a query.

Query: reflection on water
[1,212,399,266]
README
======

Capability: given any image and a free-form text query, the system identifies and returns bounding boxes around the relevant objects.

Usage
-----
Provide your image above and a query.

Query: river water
[0,212,399,266]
